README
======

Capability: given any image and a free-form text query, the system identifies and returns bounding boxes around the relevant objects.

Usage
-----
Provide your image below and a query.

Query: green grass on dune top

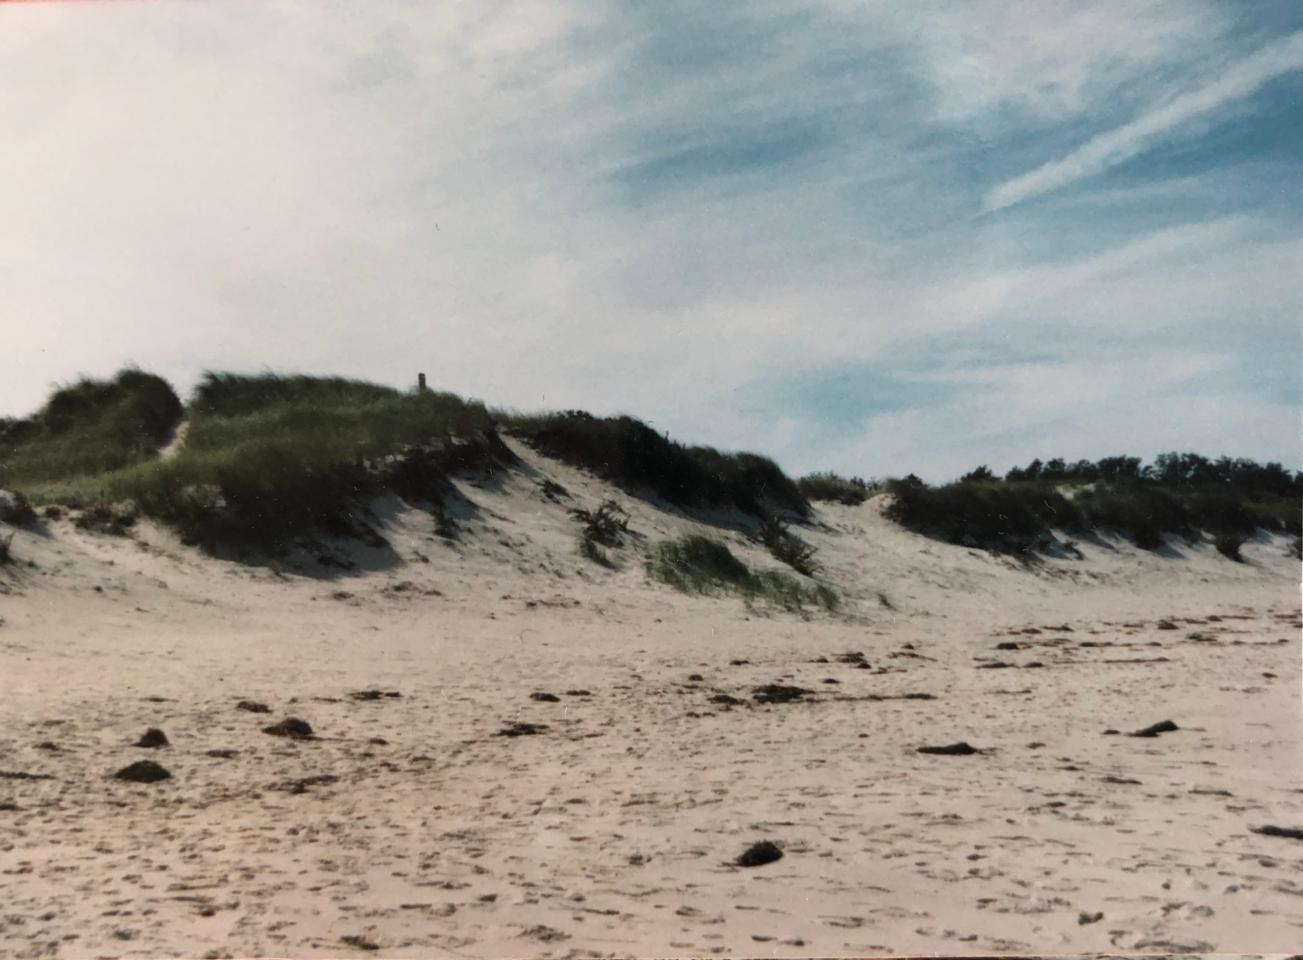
[10,371,496,549]
[0,369,183,488]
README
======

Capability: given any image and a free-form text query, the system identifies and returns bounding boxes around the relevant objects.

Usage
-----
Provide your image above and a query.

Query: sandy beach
[2,441,1299,958]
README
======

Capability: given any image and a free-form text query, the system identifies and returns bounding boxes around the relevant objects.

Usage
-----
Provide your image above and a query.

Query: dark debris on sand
[498,722,549,737]
[135,728,169,748]
[736,840,784,867]
[753,684,813,704]
[350,690,402,701]
[263,717,315,739]
[113,760,171,783]
[1250,824,1303,841]
[1130,719,1179,738]
[709,694,743,706]
[530,692,560,702]
[340,934,380,952]
[236,700,271,714]
[917,742,980,756]
[285,774,340,795]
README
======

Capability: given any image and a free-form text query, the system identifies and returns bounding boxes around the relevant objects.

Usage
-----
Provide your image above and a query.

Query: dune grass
[648,533,837,612]
[500,410,808,517]
[0,369,182,489]
[16,372,496,551]
[796,471,877,505]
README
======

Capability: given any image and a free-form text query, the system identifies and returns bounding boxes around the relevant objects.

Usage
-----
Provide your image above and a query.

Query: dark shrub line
[499,410,807,518]
[885,451,1301,555]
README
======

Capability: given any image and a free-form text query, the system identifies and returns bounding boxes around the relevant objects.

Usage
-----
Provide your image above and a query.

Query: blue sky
[1,0,1299,480]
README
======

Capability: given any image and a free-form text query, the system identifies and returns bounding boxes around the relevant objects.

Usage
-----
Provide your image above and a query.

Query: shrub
[501,411,807,516]
[0,490,37,527]
[74,503,137,536]
[755,518,820,576]
[647,534,836,612]
[1215,533,1245,563]
[1075,485,1188,549]
[1289,537,1301,560]
[0,531,12,564]
[570,500,630,548]
[572,499,630,566]
[797,471,875,505]
[884,475,1082,552]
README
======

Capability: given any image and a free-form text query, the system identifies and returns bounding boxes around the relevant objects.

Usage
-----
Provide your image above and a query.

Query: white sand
[1,441,1300,958]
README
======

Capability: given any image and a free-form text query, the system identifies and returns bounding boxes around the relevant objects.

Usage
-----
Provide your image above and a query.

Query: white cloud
[985,30,1303,211]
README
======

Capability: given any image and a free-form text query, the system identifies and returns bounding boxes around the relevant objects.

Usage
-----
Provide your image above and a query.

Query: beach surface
[2,443,1300,958]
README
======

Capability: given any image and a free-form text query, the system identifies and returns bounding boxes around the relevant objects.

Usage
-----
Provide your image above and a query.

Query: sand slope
[1,441,1300,958]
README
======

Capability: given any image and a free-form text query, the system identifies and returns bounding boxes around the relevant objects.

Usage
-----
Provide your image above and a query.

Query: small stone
[736,840,783,867]
[135,728,169,749]
[263,717,314,739]
[1130,719,1179,738]
[113,761,171,783]
[917,742,979,756]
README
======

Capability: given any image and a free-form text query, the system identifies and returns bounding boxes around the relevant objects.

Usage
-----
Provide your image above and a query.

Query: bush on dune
[501,410,807,517]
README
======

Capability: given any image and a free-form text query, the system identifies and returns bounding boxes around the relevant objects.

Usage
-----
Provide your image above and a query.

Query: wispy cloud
[985,30,1303,211]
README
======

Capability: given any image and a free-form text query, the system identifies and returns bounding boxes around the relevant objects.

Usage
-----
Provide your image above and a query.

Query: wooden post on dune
[417,372,427,394]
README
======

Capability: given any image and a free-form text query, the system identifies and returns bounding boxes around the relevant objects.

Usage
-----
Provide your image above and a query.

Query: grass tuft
[648,534,836,612]
[797,471,877,505]
[755,518,820,576]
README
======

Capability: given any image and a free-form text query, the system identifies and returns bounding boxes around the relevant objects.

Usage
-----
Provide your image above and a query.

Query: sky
[1,0,1300,481]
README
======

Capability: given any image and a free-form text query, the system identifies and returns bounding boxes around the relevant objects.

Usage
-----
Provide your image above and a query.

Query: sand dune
[1,440,1300,958]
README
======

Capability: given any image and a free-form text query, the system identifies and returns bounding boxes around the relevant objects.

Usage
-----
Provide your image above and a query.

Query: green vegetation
[10,371,498,551]
[0,370,182,488]
[570,499,630,566]
[1214,533,1245,563]
[501,410,807,517]
[796,471,876,505]
[885,453,1301,554]
[648,534,837,612]
[755,518,820,576]
[0,490,37,527]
